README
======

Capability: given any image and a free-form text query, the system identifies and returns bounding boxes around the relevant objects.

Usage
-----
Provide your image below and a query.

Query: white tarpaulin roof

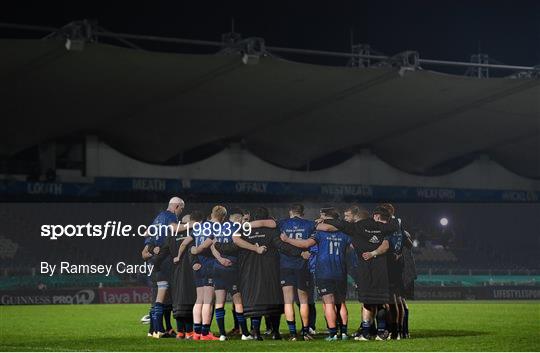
[1,39,539,177]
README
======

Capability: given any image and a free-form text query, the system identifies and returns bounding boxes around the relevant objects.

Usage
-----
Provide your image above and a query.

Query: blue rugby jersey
[278,217,316,269]
[311,230,351,280]
[144,210,177,247]
[213,221,238,271]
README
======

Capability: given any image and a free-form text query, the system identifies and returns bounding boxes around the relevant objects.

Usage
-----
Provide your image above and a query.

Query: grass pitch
[1,301,539,351]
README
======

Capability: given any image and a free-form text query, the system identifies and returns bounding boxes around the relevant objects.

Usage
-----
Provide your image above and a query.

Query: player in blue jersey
[210,208,253,341]
[278,204,316,340]
[177,205,224,340]
[281,208,352,341]
[141,196,186,338]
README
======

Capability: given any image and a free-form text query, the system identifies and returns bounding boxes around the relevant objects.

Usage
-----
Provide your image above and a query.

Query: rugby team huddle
[141,197,416,342]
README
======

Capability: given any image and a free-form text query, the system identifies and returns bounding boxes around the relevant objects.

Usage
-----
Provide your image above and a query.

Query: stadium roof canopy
[1,38,539,178]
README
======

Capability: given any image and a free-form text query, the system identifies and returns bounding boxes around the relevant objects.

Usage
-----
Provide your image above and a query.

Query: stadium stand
[0,201,537,292]
[0,30,537,298]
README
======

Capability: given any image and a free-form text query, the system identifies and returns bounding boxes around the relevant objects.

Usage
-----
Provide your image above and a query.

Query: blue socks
[251,317,261,336]
[376,307,387,335]
[236,311,249,336]
[361,320,371,337]
[328,326,338,337]
[152,302,164,333]
[148,306,154,334]
[287,320,297,335]
[216,307,226,336]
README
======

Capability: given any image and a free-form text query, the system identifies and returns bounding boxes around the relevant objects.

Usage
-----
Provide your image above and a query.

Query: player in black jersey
[318,207,398,341]
[380,203,415,339]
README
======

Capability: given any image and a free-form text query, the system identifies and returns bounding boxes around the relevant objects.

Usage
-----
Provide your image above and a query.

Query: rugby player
[343,204,369,223]
[341,205,371,338]
[281,207,351,341]
[210,208,253,341]
[141,196,186,338]
[214,207,304,341]
[171,212,203,339]
[380,203,413,339]
[155,214,191,339]
[401,228,416,338]
[318,206,398,341]
[278,204,316,340]
[339,205,370,339]
[179,205,226,340]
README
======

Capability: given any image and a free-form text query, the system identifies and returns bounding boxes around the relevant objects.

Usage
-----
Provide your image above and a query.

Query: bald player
[141,197,187,338]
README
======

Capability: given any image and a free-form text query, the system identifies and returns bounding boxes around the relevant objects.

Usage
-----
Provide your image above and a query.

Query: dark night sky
[2,0,539,68]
